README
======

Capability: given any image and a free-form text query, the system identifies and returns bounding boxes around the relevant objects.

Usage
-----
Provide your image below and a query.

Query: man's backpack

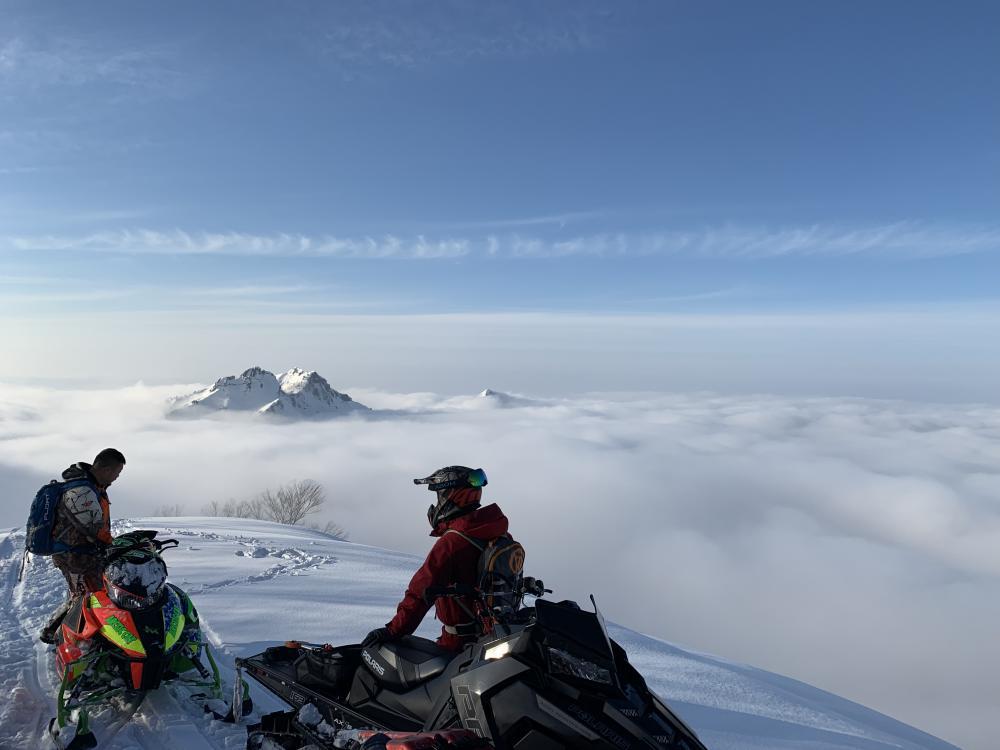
[25,478,96,556]
[445,531,526,619]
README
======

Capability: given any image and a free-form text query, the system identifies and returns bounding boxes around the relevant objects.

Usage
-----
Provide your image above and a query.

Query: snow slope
[0,519,961,750]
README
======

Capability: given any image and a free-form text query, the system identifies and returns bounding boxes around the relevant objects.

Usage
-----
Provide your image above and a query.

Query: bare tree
[241,496,268,519]
[198,481,342,534]
[219,497,268,519]
[153,503,186,517]
[261,479,325,525]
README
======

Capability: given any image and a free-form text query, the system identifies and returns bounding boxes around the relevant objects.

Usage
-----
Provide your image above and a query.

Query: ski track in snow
[185,547,336,596]
[126,524,337,596]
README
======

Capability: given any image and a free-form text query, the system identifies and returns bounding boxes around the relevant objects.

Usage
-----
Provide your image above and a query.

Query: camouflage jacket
[51,462,112,557]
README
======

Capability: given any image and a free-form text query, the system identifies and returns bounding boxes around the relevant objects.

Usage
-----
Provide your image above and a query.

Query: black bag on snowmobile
[294,645,361,693]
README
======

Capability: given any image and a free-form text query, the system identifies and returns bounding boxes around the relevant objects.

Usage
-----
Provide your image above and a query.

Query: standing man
[362,465,511,652]
[39,448,126,644]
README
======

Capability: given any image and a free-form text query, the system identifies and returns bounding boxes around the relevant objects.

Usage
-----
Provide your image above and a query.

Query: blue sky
[1,1,998,396]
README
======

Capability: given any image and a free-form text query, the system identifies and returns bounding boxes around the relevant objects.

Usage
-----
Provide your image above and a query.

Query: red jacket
[386,503,509,651]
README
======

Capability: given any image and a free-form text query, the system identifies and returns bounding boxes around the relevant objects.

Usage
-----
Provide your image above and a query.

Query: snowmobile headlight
[484,641,512,661]
[547,647,613,685]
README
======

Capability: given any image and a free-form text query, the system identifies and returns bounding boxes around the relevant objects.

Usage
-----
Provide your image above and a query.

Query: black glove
[361,627,394,648]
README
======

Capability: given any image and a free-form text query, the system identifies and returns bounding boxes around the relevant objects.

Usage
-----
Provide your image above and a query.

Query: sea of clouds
[1,381,996,750]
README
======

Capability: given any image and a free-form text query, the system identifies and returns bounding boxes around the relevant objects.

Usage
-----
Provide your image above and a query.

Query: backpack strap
[444,529,485,551]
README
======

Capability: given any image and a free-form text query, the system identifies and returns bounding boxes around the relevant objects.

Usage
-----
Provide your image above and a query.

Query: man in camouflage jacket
[39,448,125,644]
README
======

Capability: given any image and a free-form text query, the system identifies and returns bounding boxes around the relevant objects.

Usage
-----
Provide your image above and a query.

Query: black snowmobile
[237,579,709,750]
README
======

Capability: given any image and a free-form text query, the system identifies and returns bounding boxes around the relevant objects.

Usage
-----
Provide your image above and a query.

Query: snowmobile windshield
[535,599,618,692]
[104,556,168,611]
[106,581,164,610]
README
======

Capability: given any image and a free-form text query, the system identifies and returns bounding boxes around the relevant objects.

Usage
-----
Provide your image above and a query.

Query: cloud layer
[5,222,1000,260]
[0,384,997,749]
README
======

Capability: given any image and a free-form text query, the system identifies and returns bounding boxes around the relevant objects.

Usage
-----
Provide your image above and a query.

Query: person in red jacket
[362,466,510,652]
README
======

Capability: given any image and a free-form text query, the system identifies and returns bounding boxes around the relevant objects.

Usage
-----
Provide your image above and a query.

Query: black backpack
[445,530,526,619]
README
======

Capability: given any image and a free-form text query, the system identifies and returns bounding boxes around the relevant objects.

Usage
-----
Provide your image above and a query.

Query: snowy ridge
[0,518,960,750]
[168,366,370,419]
[475,388,540,408]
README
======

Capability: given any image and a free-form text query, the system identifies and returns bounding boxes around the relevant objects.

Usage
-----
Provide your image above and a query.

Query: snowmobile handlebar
[104,530,179,564]
[521,576,552,597]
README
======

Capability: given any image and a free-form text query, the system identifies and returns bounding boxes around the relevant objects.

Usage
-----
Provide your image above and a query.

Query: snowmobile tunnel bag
[295,646,361,693]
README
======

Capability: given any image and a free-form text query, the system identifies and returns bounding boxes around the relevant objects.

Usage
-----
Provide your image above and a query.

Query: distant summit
[168,367,370,419]
[475,388,537,408]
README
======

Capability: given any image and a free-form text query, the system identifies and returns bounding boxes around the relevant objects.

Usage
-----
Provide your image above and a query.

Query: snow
[0,519,960,750]
[168,367,369,420]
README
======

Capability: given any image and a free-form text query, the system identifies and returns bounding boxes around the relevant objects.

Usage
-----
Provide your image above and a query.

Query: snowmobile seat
[364,635,455,691]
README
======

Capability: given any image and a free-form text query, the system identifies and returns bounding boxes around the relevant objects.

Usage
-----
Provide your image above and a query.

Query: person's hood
[63,462,95,482]
[432,502,508,539]
[62,462,105,492]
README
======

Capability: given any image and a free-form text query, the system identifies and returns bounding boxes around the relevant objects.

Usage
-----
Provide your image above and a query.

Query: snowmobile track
[0,532,58,750]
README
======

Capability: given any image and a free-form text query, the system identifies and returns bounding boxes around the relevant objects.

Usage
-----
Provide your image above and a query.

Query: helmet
[414,466,488,529]
[103,549,168,610]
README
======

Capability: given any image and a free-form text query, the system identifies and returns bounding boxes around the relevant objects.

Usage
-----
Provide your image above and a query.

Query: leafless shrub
[260,479,325,525]
[220,497,267,519]
[199,480,345,535]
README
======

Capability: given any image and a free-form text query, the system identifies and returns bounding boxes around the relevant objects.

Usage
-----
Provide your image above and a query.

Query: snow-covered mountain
[476,388,538,408]
[421,388,543,411]
[168,367,369,419]
[0,519,961,750]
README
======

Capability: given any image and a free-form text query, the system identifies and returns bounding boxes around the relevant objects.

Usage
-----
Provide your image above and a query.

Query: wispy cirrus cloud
[0,35,188,98]
[0,289,136,304]
[4,230,471,259]
[0,165,41,175]
[0,280,398,314]
[5,222,998,260]
[492,223,1000,260]
[0,273,70,285]
[428,209,606,231]
[178,284,326,298]
[313,1,604,75]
